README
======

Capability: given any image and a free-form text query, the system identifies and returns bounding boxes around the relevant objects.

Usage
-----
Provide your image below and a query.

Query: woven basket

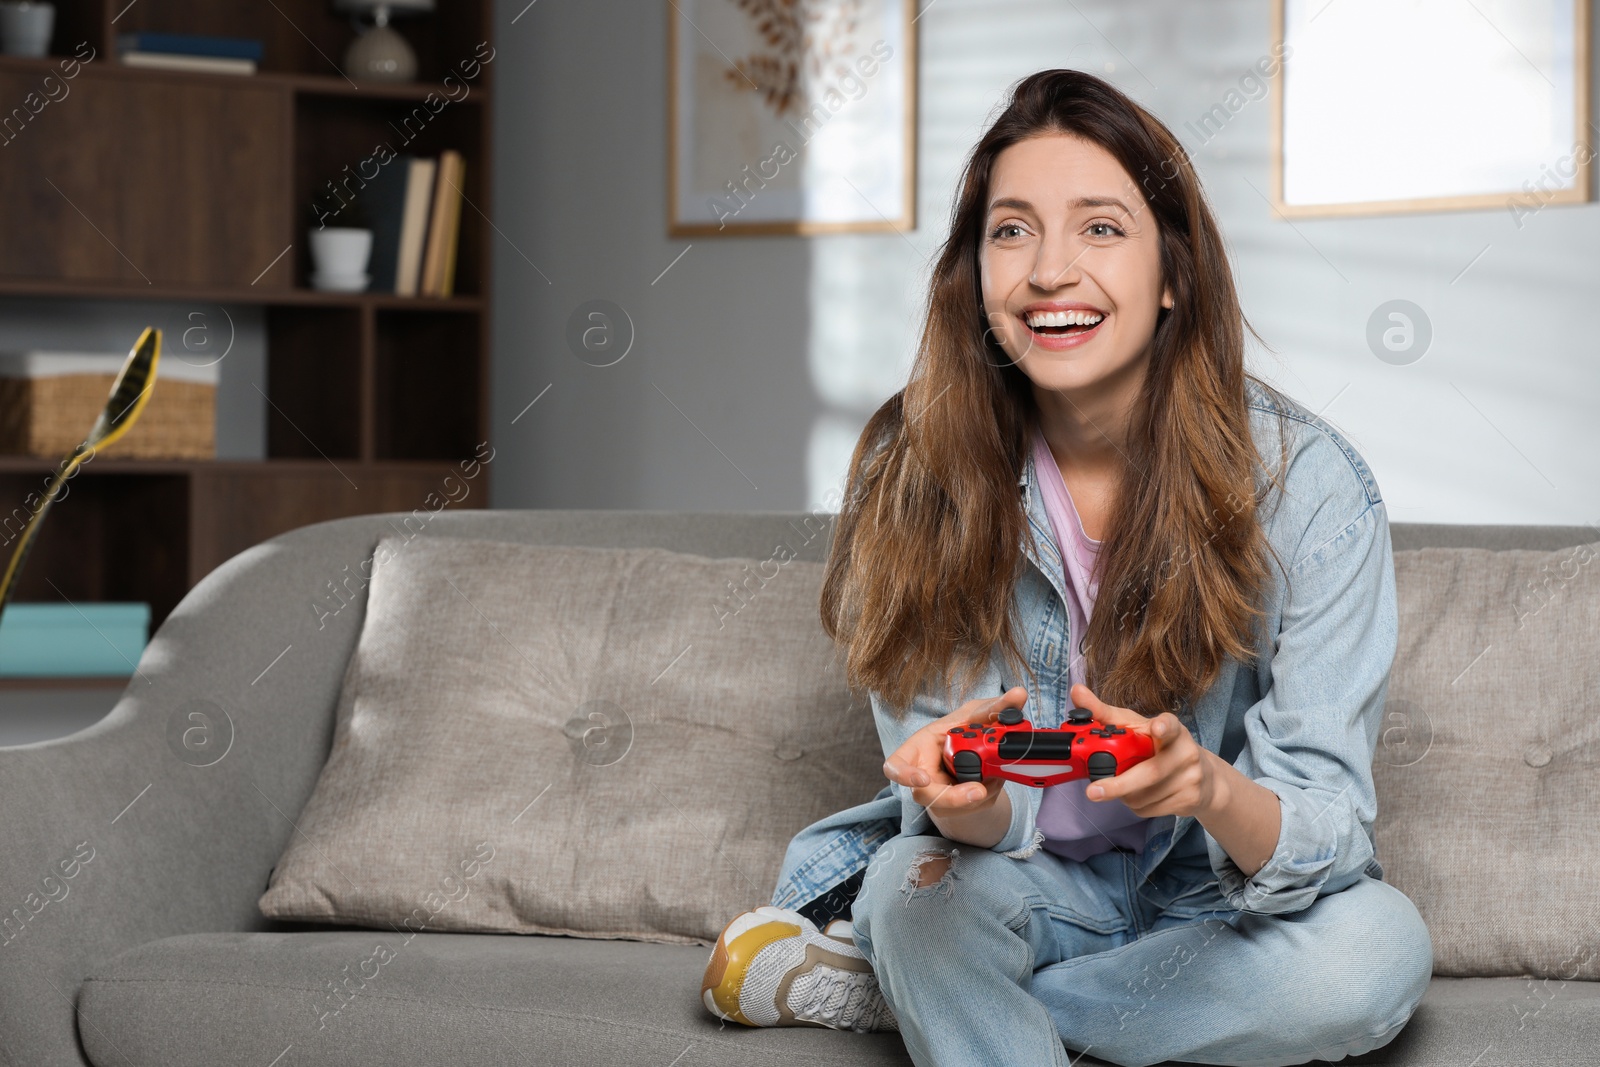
[0,373,215,460]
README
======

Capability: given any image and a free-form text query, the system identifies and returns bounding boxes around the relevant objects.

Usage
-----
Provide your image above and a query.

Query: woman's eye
[988,222,1025,240]
[1086,221,1125,238]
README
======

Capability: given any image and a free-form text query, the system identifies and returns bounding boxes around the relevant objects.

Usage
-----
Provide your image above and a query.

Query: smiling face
[979,132,1173,402]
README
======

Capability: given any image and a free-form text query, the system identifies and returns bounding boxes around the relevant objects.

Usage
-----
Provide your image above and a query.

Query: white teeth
[1025,309,1104,328]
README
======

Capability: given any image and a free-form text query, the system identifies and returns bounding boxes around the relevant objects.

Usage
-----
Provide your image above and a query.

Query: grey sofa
[3,509,1598,1067]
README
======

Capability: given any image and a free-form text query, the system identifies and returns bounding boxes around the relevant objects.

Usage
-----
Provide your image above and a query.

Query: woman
[701,68,1433,1067]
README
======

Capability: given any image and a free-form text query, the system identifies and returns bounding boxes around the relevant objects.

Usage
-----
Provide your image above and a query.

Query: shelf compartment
[373,309,481,462]
[294,92,486,297]
[265,306,363,461]
[0,470,189,626]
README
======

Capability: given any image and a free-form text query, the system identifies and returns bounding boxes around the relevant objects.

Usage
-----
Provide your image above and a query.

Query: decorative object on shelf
[335,0,435,83]
[0,602,149,677]
[0,348,215,459]
[0,328,161,615]
[116,31,263,75]
[309,187,374,291]
[0,1,53,57]
[667,0,917,236]
[309,227,374,291]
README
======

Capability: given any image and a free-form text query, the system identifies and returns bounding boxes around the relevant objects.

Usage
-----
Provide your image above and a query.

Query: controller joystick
[943,705,1153,788]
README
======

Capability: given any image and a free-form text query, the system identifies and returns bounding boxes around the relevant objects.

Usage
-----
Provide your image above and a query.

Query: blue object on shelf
[0,602,150,677]
[115,32,266,62]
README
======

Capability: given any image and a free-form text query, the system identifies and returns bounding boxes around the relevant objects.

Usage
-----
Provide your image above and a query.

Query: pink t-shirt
[1030,429,1150,861]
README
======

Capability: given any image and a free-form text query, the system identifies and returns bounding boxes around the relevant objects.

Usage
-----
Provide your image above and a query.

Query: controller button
[949,727,962,733]
[998,707,1024,726]
[951,750,984,782]
[1067,708,1092,725]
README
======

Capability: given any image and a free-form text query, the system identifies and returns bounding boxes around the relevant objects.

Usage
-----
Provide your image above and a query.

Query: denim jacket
[770,379,1396,920]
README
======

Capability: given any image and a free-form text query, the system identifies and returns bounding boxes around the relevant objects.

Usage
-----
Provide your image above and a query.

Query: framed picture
[668,0,918,237]
[1271,0,1591,218]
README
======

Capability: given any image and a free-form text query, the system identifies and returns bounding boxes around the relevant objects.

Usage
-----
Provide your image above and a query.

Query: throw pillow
[258,534,883,945]
[1376,538,1600,978]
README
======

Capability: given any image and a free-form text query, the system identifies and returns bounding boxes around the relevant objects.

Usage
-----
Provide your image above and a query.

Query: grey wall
[488,0,817,510]
[490,0,1600,526]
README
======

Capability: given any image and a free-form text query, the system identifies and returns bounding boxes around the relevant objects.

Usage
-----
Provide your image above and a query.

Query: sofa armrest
[0,520,381,1067]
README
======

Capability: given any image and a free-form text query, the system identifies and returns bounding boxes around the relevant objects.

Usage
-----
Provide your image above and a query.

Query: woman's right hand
[881,686,1028,822]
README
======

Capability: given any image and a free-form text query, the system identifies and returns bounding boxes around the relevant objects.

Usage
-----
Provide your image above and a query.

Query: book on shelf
[120,52,257,75]
[0,602,150,678]
[362,152,464,296]
[394,157,438,296]
[115,32,266,62]
[420,150,466,298]
[363,156,414,294]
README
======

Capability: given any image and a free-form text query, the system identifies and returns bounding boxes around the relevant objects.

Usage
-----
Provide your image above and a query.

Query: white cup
[0,2,53,57]
[308,227,373,287]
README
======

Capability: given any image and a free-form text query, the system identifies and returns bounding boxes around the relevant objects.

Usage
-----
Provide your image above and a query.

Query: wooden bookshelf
[0,0,494,660]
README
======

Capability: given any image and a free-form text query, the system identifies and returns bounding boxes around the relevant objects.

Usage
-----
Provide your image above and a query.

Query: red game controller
[942,706,1154,787]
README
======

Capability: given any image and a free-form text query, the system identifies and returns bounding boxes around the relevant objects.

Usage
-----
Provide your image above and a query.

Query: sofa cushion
[74,933,1600,1067]
[75,931,915,1067]
[1378,539,1600,978]
[257,536,883,945]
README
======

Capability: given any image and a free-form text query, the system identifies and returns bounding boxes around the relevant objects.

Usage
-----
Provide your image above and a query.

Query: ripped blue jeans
[848,834,1433,1067]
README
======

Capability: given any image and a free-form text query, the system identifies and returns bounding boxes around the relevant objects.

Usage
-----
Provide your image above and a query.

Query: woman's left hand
[1071,682,1220,819]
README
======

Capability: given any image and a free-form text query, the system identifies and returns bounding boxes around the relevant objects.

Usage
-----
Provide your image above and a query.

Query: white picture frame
[1271,0,1591,218]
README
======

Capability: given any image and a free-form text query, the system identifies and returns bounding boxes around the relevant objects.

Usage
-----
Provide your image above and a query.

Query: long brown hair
[820,68,1291,718]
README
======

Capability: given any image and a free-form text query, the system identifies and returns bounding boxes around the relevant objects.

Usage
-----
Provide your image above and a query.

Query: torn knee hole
[903,847,959,894]
[915,853,951,887]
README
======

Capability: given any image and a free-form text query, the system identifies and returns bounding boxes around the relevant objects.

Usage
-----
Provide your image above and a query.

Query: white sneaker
[701,905,898,1032]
